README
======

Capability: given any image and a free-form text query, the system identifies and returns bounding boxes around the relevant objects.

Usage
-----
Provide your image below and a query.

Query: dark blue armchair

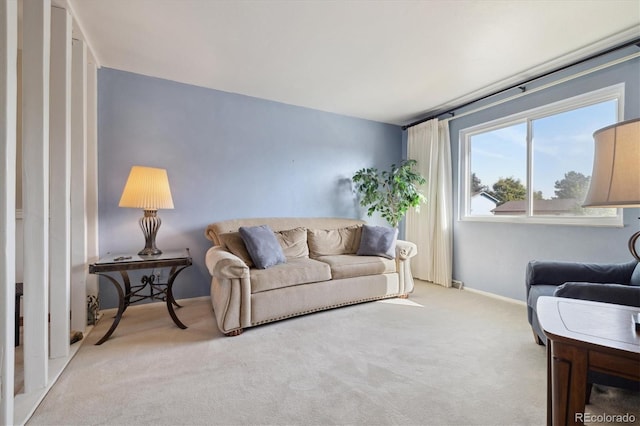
[526,259,640,398]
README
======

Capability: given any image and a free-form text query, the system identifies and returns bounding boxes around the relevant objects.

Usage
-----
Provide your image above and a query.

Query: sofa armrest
[526,260,637,288]
[395,240,417,294]
[554,282,640,308]
[396,240,417,261]
[205,246,250,279]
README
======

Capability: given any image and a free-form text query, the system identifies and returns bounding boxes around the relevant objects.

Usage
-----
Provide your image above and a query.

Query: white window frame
[459,83,625,227]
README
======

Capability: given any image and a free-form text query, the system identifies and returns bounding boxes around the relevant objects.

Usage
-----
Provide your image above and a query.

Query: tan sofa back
[205,217,366,246]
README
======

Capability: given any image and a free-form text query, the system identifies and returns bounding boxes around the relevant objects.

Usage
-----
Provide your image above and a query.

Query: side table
[89,248,192,345]
[537,296,640,426]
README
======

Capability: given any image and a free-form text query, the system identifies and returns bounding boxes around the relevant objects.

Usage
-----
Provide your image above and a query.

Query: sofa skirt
[250,273,400,326]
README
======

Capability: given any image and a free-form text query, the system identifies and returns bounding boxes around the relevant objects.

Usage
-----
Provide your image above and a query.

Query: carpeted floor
[26,281,639,425]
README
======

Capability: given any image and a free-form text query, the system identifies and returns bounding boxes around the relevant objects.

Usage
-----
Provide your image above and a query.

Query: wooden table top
[537,296,640,354]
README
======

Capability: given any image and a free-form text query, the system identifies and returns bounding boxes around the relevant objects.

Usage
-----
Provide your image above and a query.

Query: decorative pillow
[356,225,398,259]
[239,225,286,269]
[218,232,254,267]
[307,225,362,257]
[275,227,309,259]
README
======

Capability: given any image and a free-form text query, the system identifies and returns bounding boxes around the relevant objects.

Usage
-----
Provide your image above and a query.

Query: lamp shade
[582,118,640,208]
[119,166,174,210]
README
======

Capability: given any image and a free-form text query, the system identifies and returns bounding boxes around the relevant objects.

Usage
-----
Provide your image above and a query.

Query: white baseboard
[410,279,526,306]
[462,286,527,307]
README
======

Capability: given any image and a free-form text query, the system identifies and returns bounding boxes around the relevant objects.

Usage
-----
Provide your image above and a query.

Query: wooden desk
[89,249,192,345]
[537,296,640,426]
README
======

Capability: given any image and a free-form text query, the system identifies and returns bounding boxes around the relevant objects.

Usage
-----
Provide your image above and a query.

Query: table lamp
[119,166,174,256]
[583,117,640,261]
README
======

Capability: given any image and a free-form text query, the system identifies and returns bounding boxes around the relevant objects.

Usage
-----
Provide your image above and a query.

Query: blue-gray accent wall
[98,68,402,308]
[447,51,640,301]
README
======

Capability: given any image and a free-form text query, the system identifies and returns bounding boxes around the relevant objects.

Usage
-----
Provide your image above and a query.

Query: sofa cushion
[307,225,362,257]
[250,258,332,293]
[239,225,286,269]
[356,225,398,259]
[219,227,308,267]
[205,217,366,244]
[316,254,396,280]
[218,232,254,267]
[275,227,309,259]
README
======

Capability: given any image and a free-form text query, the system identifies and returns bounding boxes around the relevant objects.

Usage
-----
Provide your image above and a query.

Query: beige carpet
[26,281,639,425]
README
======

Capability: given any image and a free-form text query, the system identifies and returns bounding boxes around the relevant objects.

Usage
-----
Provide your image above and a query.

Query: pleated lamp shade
[582,118,640,208]
[119,166,174,210]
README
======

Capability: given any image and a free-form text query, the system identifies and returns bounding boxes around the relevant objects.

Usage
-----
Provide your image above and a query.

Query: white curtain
[406,118,453,287]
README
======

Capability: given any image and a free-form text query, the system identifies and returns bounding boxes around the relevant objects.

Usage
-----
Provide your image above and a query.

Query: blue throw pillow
[356,224,398,259]
[239,225,286,269]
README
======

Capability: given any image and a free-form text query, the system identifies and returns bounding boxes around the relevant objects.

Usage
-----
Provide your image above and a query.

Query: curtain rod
[401,37,640,131]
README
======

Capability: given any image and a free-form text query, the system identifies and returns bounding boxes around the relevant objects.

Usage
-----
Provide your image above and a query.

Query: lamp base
[138,210,162,256]
[138,247,162,256]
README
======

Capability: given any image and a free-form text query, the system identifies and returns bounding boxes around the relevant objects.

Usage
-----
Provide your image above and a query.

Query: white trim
[459,84,625,227]
[70,38,88,332]
[85,60,99,297]
[21,0,51,392]
[49,5,72,360]
[462,286,527,307]
[0,0,18,423]
[460,84,625,137]
[460,214,623,228]
[51,0,101,67]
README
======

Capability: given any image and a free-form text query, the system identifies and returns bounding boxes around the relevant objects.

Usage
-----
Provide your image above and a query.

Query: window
[460,84,623,226]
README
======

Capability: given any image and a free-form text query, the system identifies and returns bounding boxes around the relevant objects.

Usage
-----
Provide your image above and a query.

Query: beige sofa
[204,217,418,336]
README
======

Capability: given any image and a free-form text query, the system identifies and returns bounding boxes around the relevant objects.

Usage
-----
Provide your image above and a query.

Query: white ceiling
[65,0,640,126]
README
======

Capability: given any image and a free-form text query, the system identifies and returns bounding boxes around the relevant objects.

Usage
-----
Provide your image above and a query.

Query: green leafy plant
[352,159,426,228]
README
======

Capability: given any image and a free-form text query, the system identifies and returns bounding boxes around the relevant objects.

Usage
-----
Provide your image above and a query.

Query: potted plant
[352,159,426,228]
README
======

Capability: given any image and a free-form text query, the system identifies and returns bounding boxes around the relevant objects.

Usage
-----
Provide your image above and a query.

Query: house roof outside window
[470,191,500,216]
[492,198,580,215]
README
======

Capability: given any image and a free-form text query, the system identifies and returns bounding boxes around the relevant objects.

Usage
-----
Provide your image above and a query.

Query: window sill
[459,214,623,227]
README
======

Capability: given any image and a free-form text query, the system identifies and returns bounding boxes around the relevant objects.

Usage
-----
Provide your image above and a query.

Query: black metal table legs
[94,266,190,345]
